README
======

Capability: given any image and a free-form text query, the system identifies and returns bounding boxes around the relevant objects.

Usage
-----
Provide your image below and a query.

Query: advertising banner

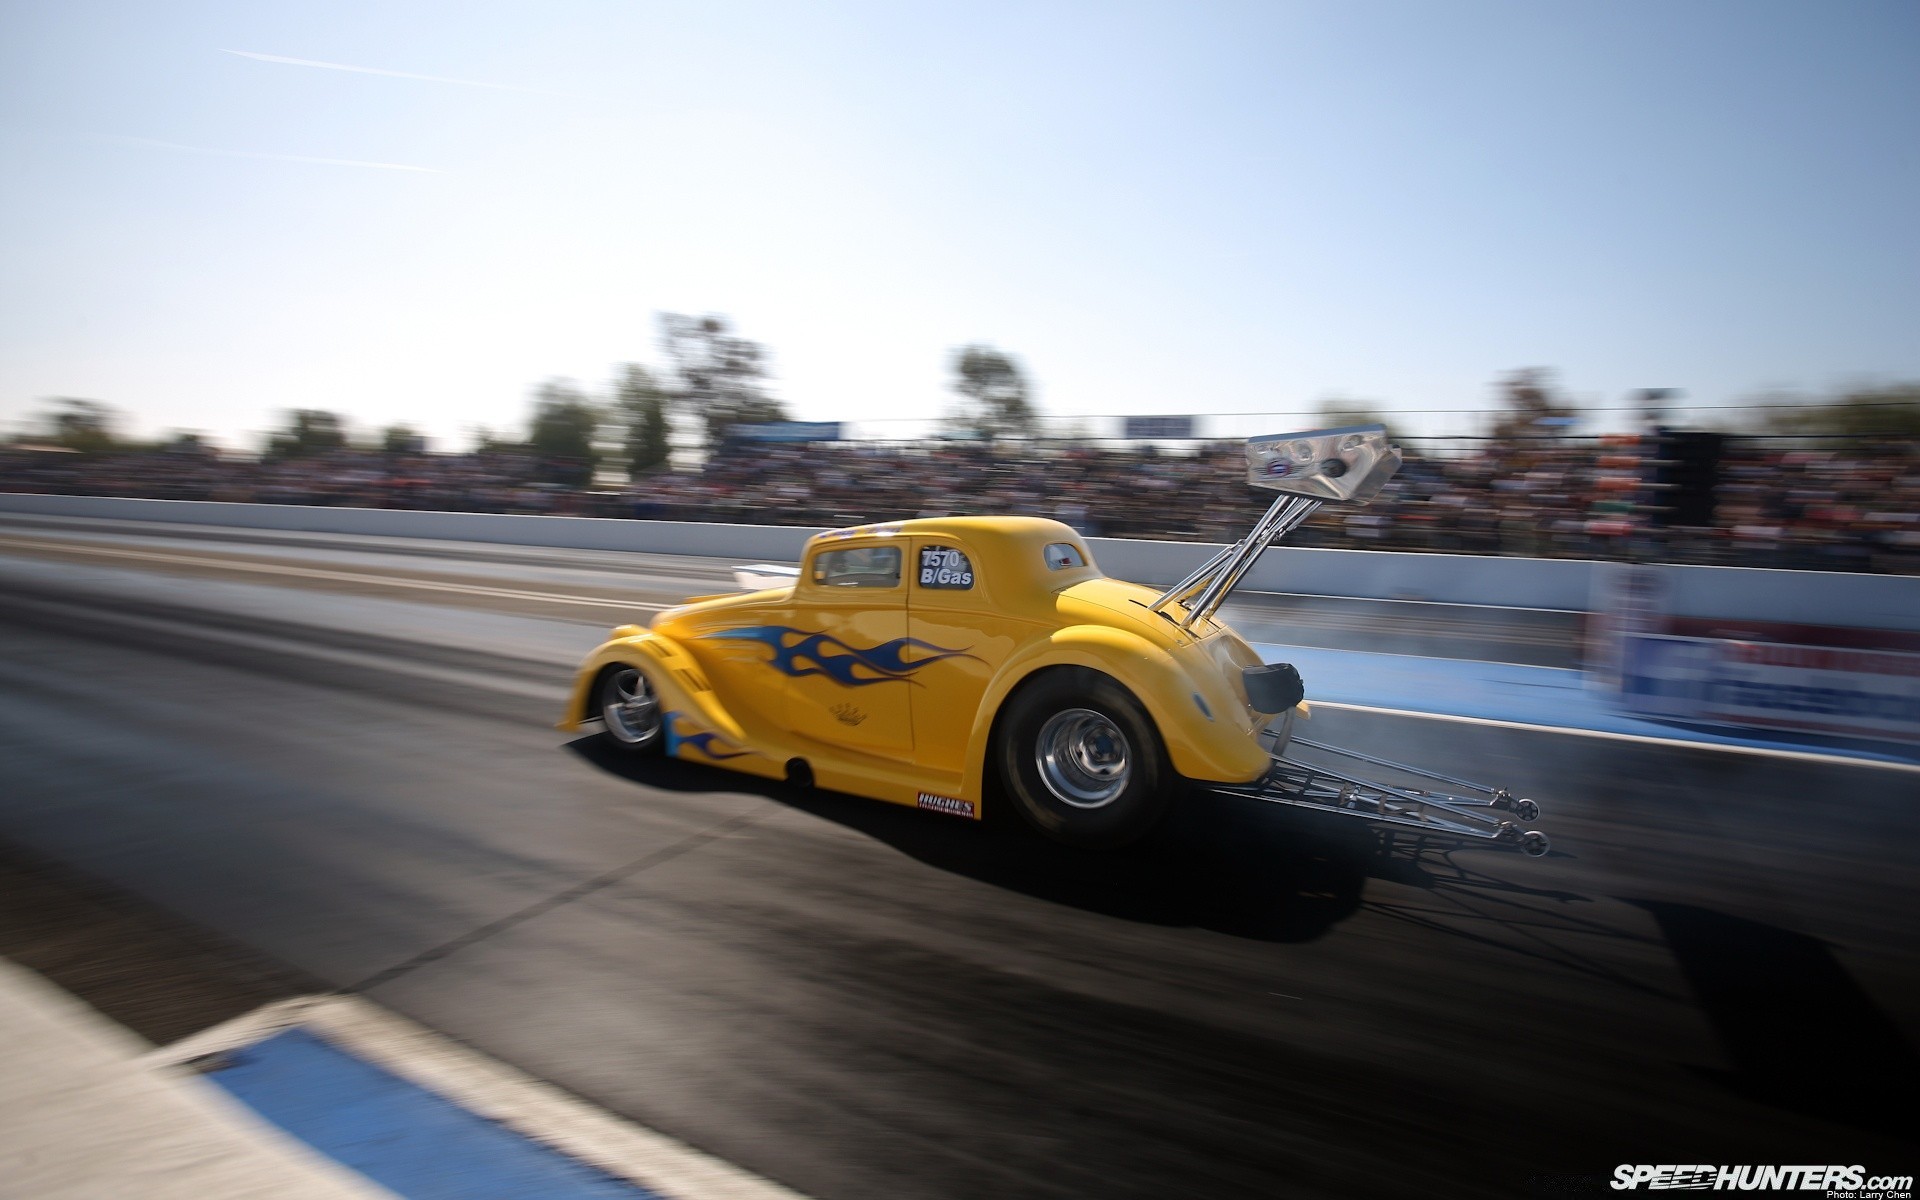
[1619,634,1920,744]
[731,421,845,443]
[1122,415,1196,439]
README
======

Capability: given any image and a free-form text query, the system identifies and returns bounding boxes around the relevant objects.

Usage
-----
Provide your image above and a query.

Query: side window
[812,545,901,588]
[917,544,975,590]
[1043,542,1086,570]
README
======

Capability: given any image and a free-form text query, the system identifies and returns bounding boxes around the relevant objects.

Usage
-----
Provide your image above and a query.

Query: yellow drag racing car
[560,426,1550,854]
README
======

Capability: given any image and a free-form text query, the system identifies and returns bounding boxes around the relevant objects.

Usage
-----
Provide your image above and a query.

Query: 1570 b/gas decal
[919,546,974,590]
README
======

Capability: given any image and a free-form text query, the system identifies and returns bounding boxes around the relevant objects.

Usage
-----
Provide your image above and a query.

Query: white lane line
[0,536,667,613]
[1309,699,1920,775]
[148,995,809,1200]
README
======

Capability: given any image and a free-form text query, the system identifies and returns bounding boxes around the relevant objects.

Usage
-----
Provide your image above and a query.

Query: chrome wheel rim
[1036,708,1130,808]
[602,668,661,746]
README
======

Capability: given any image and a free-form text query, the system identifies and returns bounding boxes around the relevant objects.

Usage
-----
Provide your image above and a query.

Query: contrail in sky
[108,135,439,173]
[222,48,557,94]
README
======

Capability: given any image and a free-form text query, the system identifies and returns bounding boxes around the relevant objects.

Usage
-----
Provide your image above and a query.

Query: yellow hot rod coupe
[560,426,1549,854]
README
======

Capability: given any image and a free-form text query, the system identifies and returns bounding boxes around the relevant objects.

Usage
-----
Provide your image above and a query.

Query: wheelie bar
[1217,733,1551,856]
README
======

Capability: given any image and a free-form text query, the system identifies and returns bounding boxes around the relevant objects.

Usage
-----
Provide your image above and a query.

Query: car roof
[806,514,1078,548]
[804,516,1101,588]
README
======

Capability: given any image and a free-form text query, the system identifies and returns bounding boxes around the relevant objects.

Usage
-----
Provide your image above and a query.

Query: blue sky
[2,0,1915,450]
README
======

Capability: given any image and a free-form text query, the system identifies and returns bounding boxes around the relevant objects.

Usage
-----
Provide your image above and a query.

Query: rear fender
[960,625,1270,802]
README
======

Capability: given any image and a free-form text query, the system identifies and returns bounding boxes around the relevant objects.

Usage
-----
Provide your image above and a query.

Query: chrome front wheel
[598,666,662,751]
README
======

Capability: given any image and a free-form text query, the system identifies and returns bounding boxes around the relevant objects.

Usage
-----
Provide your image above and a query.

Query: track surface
[0,519,1915,1198]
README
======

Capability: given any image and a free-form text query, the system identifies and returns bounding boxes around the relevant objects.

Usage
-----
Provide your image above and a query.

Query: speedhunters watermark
[1610,1164,1911,1195]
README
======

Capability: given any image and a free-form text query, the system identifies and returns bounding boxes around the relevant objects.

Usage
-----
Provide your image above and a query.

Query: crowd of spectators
[5,433,1917,574]
[0,441,582,514]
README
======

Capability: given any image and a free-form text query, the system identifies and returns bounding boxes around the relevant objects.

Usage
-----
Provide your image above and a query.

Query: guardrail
[4,492,1917,631]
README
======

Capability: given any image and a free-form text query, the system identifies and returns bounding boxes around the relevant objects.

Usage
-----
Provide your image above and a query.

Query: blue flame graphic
[663,711,751,760]
[700,625,976,687]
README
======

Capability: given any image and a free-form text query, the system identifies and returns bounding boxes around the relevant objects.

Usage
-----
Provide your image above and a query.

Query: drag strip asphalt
[0,534,1915,1199]
[0,513,1585,665]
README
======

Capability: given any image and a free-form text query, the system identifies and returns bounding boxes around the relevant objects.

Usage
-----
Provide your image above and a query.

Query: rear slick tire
[997,668,1174,849]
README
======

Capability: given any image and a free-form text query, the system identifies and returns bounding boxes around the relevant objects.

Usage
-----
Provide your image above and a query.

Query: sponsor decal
[1609,1164,1909,1194]
[701,626,979,687]
[916,792,977,819]
[829,702,867,726]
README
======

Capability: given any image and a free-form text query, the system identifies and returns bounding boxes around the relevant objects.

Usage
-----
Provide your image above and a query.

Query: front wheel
[997,669,1174,849]
[595,664,663,753]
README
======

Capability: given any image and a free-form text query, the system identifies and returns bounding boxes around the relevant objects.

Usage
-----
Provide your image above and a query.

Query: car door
[906,536,1024,776]
[780,539,916,758]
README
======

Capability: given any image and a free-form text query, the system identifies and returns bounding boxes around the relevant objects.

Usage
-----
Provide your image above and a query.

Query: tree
[526,379,600,486]
[265,410,348,460]
[162,431,214,457]
[382,424,425,455]
[1763,383,1920,441]
[947,345,1036,440]
[1315,397,1404,444]
[38,398,119,455]
[470,427,525,455]
[1487,368,1579,445]
[658,313,787,448]
[616,363,673,476]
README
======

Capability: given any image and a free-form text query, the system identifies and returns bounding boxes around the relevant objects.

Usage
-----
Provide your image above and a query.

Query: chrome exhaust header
[1151,424,1402,630]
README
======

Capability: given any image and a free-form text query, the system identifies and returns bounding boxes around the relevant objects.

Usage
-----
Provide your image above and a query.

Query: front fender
[960,624,1271,802]
[558,625,688,732]
[559,626,783,784]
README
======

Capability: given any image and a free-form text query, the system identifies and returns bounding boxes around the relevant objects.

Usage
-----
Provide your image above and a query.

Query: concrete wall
[1089,536,1595,610]
[5,492,1916,631]
[1656,563,1920,632]
[1092,536,1920,630]
[0,493,827,561]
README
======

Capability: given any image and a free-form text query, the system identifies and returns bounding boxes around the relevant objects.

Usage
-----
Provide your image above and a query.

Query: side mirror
[1245,424,1402,504]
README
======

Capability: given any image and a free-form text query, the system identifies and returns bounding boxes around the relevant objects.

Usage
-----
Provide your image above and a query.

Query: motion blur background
[3,0,1917,574]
